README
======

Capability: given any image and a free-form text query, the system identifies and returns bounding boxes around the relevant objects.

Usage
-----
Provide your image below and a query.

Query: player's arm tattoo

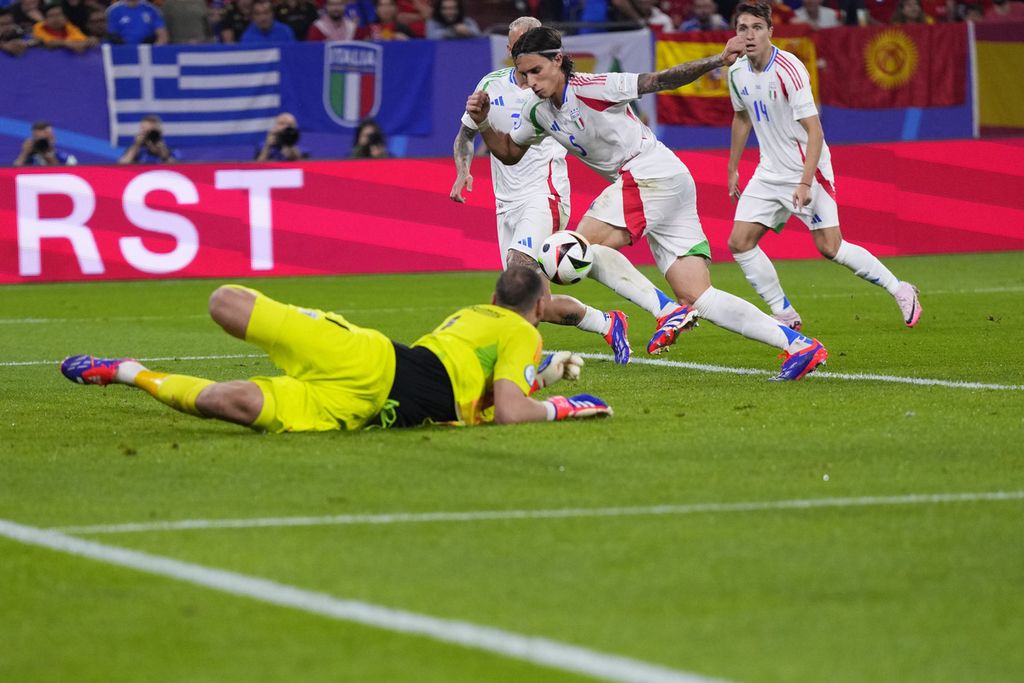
[637,55,726,95]
[453,124,477,171]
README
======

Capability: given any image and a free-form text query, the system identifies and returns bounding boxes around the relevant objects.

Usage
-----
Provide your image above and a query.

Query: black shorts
[379,342,457,428]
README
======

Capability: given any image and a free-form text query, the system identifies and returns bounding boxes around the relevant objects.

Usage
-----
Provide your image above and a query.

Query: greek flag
[102,44,282,147]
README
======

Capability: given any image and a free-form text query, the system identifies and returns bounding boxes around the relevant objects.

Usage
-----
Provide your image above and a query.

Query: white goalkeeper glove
[534,351,584,391]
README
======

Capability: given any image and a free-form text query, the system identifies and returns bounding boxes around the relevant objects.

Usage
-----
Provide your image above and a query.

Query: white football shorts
[498,194,569,267]
[735,176,840,232]
[584,170,710,274]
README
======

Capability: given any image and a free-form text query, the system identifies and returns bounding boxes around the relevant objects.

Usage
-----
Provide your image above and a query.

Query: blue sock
[778,324,809,346]
[655,288,676,316]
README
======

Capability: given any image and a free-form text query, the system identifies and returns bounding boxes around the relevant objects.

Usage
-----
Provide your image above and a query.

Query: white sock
[833,241,899,295]
[588,244,666,318]
[114,360,147,385]
[732,246,789,314]
[577,304,609,335]
[693,287,790,350]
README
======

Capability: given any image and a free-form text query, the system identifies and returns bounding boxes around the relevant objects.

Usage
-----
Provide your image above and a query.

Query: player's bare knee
[196,381,262,425]
[506,249,538,270]
[208,286,256,338]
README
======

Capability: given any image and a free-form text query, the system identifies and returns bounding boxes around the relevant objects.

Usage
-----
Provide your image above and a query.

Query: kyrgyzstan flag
[656,29,818,127]
[817,23,966,109]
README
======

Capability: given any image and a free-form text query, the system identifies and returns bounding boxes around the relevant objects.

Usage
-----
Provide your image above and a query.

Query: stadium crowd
[1,0,1021,57]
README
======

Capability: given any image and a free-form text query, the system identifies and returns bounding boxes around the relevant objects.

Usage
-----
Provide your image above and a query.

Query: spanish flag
[656,30,818,127]
[974,21,1024,135]
[816,24,966,109]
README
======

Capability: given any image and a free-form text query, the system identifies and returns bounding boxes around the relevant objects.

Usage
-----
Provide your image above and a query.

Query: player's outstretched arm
[493,378,612,424]
[637,35,745,95]
[728,110,754,202]
[450,124,477,203]
[465,91,529,165]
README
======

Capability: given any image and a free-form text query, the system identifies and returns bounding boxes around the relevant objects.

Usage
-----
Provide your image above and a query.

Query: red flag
[817,23,967,109]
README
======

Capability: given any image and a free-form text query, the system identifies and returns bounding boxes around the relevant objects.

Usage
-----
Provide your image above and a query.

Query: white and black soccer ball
[537,231,594,285]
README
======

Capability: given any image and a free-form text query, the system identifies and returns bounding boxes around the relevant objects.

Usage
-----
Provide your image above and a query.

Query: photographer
[255,112,305,162]
[13,120,77,166]
[119,115,179,164]
[349,117,388,159]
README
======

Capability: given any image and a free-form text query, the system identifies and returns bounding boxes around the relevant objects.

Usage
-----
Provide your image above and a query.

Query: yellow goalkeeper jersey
[413,304,542,425]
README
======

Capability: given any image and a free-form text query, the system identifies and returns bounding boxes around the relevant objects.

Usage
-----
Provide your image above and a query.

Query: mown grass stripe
[55,491,1024,536]
[0,519,729,683]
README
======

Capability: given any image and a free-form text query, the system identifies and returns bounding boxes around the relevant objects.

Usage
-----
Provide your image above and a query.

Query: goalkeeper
[60,267,611,431]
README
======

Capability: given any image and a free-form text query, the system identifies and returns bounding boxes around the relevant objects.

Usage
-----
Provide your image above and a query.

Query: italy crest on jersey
[323,42,382,127]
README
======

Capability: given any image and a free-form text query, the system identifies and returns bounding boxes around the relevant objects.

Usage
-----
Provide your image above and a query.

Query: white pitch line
[577,353,1024,391]
[4,350,1022,391]
[55,491,1024,536]
[0,519,728,683]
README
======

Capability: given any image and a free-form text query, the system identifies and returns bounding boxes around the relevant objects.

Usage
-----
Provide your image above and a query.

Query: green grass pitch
[2,252,1023,683]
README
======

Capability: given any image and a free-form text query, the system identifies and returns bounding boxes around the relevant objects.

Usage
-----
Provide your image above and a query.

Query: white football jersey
[509,72,683,183]
[728,48,833,185]
[462,67,569,211]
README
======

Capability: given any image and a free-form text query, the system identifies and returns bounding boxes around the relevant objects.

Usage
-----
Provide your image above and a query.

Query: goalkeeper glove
[532,351,584,392]
[545,394,613,420]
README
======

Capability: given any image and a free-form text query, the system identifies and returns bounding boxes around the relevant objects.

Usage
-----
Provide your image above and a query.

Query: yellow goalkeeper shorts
[241,289,396,432]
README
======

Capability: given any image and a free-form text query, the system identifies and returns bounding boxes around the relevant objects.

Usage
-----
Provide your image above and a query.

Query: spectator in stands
[357,0,414,39]
[1,6,38,55]
[891,0,933,22]
[307,0,358,41]
[425,0,479,39]
[395,0,429,37]
[631,0,677,32]
[61,0,95,34]
[33,2,95,51]
[106,0,169,44]
[119,115,179,164]
[350,117,388,158]
[276,0,318,40]
[679,0,728,30]
[12,0,44,31]
[217,0,253,43]
[83,7,110,39]
[14,120,77,166]
[163,0,212,43]
[792,0,842,28]
[241,0,294,42]
[256,112,306,161]
[984,0,1024,20]
[960,1,982,19]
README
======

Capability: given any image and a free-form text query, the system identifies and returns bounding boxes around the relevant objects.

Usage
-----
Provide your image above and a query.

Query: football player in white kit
[450,16,632,365]
[727,2,921,330]
[466,26,828,380]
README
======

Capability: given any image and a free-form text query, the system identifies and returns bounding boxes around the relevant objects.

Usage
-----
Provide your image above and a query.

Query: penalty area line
[0,520,729,683]
[55,491,1024,536]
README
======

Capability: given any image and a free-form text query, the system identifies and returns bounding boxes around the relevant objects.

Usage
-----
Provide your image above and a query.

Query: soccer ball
[537,231,594,285]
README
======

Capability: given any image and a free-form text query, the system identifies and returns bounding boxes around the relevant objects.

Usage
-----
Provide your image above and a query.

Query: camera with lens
[277,126,300,147]
[145,129,163,144]
[32,137,51,154]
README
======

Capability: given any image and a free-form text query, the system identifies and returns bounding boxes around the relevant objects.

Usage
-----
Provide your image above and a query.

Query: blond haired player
[60,268,611,429]
[727,2,921,330]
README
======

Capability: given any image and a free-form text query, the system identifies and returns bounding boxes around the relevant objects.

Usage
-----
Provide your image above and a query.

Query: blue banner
[102,41,434,147]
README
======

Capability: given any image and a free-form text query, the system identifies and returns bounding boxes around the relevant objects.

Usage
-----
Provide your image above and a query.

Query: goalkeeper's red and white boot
[60,355,131,386]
